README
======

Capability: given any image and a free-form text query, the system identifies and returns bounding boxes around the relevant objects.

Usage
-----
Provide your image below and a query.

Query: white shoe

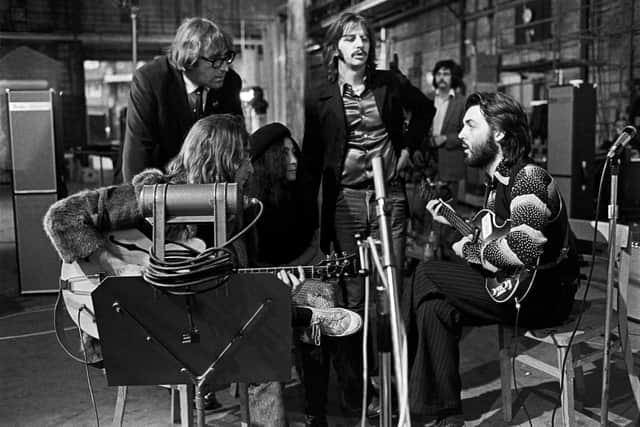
[304,306,363,337]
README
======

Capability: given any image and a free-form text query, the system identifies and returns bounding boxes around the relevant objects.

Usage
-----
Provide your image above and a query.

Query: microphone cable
[142,198,264,295]
[510,298,534,427]
[143,245,235,295]
[77,308,100,427]
[551,157,608,427]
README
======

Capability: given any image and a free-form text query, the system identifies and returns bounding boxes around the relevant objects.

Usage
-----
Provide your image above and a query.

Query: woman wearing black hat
[246,122,362,427]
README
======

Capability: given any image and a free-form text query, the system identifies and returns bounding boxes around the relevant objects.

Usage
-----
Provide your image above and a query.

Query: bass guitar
[428,196,539,304]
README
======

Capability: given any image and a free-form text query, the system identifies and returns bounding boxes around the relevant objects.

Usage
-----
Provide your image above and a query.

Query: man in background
[426,60,467,260]
[428,59,466,202]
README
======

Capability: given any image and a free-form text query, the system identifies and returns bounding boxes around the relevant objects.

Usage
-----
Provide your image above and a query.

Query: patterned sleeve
[474,165,553,272]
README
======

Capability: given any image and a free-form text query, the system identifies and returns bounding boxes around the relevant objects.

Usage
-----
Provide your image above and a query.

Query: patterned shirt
[462,161,562,272]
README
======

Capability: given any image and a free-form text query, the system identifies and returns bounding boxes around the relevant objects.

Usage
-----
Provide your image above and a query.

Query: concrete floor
[2,285,640,426]
[2,184,640,426]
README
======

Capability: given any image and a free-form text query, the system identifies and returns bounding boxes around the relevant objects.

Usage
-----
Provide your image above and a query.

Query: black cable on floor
[511,298,534,427]
[551,157,608,427]
[78,307,100,427]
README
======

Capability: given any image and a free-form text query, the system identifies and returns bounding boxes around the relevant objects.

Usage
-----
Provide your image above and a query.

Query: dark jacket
[302,69,435,252]
[429,92,466,181]
[115,56,243,182]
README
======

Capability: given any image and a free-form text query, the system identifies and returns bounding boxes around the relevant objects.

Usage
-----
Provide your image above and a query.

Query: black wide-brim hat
[249,122,298,160]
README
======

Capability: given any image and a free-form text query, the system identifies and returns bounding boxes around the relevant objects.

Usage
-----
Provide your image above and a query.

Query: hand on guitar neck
[87,247,144,277]
[276,266,306,294]
[426,199,453,227]
[427,199,473,259]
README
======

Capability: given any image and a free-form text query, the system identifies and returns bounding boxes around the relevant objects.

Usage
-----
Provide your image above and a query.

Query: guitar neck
[237,265,325,279]
[439,202,474,236]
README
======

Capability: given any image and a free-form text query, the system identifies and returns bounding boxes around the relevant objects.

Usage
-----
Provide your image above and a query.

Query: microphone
[607,125,637,159]
[138,183,256,219]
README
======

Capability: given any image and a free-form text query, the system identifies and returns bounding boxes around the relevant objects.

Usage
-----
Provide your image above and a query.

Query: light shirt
[182,73,208,112]
[432,88,455,136]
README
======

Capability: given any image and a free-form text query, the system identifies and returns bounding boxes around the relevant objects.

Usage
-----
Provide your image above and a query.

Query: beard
[465,132,499,168]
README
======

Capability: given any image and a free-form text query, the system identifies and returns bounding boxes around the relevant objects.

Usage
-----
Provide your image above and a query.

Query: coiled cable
[142,198,263,295]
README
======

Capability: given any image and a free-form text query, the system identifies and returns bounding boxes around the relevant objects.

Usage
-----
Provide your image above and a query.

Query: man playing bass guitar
[403,92,580,426]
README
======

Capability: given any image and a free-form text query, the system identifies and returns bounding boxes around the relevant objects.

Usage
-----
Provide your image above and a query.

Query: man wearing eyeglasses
[116,17,243,183]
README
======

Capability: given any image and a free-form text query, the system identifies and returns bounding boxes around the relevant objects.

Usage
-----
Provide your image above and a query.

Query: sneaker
[304,306,362,338]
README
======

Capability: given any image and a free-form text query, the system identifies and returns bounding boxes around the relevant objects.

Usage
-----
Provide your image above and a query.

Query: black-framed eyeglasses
[199,51,236,68]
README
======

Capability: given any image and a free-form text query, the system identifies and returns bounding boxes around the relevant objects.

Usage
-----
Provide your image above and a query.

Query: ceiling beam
[0,32,263,46]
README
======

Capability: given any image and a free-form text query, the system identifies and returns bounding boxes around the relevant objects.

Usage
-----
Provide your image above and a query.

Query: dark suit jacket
[302,70,435,252]
[115,56,243,182]
[430,92,466,181]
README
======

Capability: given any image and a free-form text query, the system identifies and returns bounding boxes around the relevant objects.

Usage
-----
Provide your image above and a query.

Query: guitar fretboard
[237,265,327,279]
[437,200,474,236]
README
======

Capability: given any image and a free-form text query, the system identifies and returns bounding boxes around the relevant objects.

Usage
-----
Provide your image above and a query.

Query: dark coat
[430,92,466,181]
[115,56,243,182]
[301,69,435,252]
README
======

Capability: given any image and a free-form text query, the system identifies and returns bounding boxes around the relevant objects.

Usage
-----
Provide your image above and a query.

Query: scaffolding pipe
[131,5,139,72]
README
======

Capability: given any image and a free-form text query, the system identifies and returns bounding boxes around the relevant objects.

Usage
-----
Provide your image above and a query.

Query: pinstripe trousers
[402,259,577,417]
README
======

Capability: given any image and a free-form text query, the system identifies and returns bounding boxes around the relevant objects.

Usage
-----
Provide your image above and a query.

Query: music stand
[93,274,291,426]
[92,183,291,427]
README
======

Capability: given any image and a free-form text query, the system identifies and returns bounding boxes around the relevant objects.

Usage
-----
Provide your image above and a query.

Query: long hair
[166,114,248,184]
[432,59,463,90]
[465,92,532,168]
[245,130,306,265]
[168,17,234,71]
[248,137,301,207]
[323,13,376,83]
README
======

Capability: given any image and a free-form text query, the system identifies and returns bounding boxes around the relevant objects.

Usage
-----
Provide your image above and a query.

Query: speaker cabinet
[7,89,61,293]
[547,84,596,219]
[12,193,61,293]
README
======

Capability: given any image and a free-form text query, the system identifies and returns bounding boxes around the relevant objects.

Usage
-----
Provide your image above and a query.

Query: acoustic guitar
[59,229,355,338]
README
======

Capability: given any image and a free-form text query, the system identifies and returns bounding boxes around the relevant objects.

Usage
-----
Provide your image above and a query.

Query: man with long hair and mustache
[301,11,435,424]
[403,93,580,426]
[45,114,252,274]
[44,113,251,412]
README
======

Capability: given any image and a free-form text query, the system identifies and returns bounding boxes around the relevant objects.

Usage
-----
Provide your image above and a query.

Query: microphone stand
[352,156,410,426]
[355,232,392,427]
[600,155,620,426]
[372,159,395,427]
